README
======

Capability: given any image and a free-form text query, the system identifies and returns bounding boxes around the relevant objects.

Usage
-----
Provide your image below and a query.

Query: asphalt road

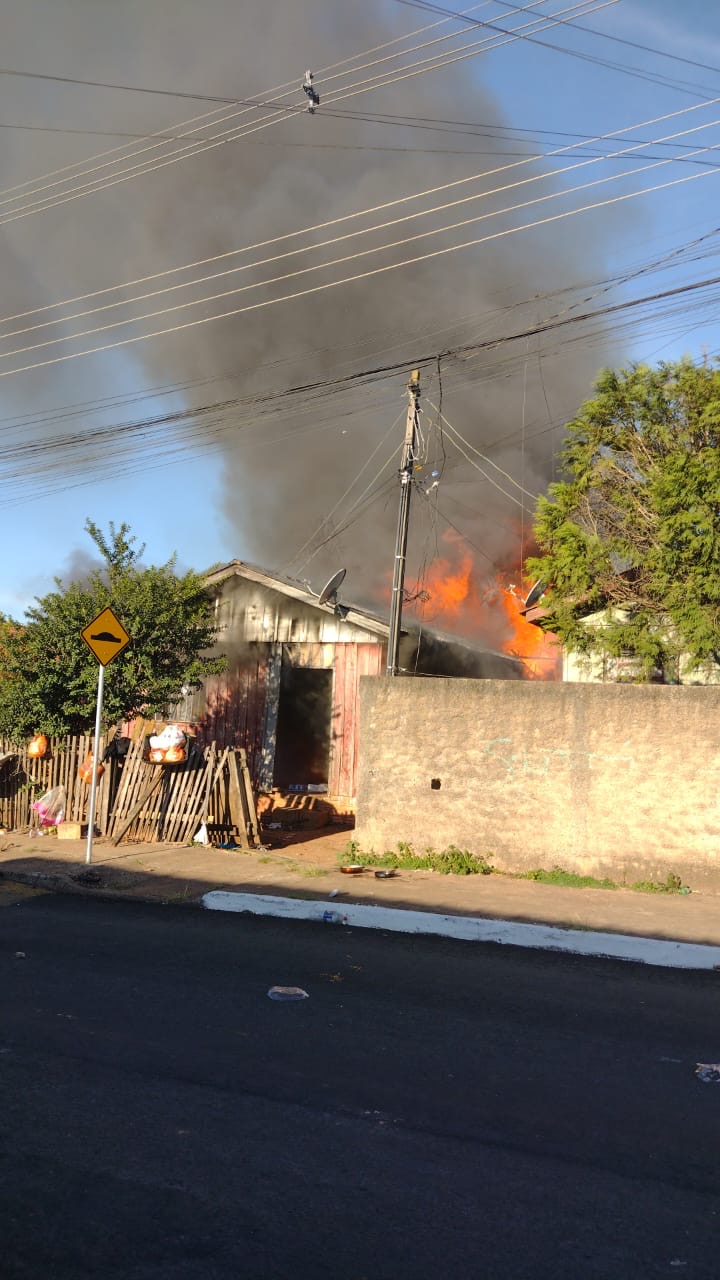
[1,891,719,1279]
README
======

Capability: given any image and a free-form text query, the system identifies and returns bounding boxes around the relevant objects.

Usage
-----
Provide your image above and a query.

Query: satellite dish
[523,579,546,610]
[318,567,347,607]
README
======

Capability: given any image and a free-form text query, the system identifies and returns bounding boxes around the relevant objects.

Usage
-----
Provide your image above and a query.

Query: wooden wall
[192,648,269,783]
[329,643,384,797]
[174,639,385,800]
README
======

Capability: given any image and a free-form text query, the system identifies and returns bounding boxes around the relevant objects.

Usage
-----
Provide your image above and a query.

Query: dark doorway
[273,664,333,788]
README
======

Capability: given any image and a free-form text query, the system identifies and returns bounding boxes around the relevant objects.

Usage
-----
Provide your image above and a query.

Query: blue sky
[2,0,720,617]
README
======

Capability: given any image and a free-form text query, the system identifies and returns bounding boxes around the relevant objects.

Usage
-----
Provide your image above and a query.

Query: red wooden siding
[176,639,384,798]
[194,646,269,783]
[329,643,384,798]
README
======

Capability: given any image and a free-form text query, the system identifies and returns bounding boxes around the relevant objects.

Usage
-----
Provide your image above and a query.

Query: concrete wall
[356,678,720,890]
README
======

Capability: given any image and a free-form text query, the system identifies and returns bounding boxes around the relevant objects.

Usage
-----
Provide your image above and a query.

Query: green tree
[0,521,225,737]
[526,359,720,679]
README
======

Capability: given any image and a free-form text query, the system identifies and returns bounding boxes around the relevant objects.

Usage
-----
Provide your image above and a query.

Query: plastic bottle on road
[322,909,348,925]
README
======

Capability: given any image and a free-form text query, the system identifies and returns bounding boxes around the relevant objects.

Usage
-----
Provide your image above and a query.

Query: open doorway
[273,663,333,788]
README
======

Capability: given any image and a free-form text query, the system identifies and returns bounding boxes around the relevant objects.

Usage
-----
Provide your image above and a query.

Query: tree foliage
[0,521,224,737]
[526,360,720,678]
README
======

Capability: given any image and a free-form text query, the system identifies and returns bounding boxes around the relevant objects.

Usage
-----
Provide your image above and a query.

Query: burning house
[173,559,525,809]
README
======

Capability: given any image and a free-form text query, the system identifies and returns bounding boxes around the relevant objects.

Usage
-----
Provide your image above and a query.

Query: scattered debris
[32,785,67,828]
[374,869,396,879]
[695,1063,720,1083]
[328,889,339,898]
[322,910,348,925]
[14,951,25,958]
[267,986,309,1001]
[193,822,210,847]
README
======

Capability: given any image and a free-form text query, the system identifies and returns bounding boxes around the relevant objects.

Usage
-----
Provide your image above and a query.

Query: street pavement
[1,891,719,1278]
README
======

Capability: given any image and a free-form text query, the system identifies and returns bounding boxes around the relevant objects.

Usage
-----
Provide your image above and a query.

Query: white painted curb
[201,891,720,971]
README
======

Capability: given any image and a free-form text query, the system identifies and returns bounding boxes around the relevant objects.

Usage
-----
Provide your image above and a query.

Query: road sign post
[80,607,131,865]
[85,664,105,865]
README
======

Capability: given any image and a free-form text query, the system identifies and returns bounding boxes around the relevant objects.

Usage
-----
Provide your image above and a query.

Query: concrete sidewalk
[1,828,719,949]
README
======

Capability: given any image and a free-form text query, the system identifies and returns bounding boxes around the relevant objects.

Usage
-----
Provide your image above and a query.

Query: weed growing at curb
[630,872,690,895]
[342,840,494,876]
[512,866,690,895]
[520,867,617,891]
[343,842,691,893]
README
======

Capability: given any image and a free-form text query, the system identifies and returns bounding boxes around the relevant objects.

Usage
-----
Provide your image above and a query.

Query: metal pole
[85,663,105,865]
[387,369,420,676]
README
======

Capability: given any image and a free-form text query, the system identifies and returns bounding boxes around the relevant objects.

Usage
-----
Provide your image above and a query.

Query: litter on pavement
[267,986,309,1001]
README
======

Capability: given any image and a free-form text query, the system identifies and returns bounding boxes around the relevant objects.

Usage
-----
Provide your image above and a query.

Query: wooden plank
[227,750,249,846]
[108,741,158,840]
[238,748,261,848]
[257,644,281,791]
[209,747,231,823]
[178,753,207,837]
[106,741,136,836]
[98,735,110,834]
[111,771,164,845]
[176,753,216,845]
[163,756,201,843]
[352,645,382,799]
[111,740,147,834]
[177,747,229,845]
[72,734,88,824]
[328,645,345,797]
[342,643,359,799]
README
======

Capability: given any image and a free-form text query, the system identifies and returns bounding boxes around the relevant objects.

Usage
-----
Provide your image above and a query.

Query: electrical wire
[6,111,717,349]
[0,4,504,202]
[3,262,720,507]
[0,1,613,225]
[396,0,718,98]
[3,87,714,338]
[0,216,704,445]
[7,115,720,168]
[441,423,528,507]
[0,151,718,381]
[425,400,538,497]
[285,411,404,571]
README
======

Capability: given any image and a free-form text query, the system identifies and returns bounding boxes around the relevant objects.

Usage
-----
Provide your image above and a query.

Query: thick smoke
[1,1,628,645]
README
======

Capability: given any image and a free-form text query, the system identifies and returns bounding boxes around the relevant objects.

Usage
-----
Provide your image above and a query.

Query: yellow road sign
[81,606,131,667]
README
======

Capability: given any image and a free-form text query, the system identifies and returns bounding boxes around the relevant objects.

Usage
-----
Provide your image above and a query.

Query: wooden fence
[0,734,259,846]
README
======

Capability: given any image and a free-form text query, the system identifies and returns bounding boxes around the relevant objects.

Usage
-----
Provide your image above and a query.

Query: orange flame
[497,588,560,680]
[406,529,560,680]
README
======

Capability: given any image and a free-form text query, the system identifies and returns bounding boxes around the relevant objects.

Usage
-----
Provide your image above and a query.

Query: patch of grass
[520,866,691,895]
[519,866,618,890]
[341,840,494,876]
[301,866,329,879]
[630,872,690,895]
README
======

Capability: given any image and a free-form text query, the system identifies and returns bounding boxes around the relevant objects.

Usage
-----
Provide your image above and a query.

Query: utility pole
[387,369,420,676]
